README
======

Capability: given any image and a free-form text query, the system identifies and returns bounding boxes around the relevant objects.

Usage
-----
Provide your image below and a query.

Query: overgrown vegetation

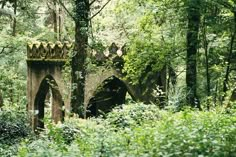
[1,0,236,156]
[16,103,236,157]
[0,106,31,157]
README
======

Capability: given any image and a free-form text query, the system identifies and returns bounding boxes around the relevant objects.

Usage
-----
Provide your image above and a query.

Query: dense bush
[17,103,236,157]
[105,103,160,128]
[0,108,31,144]
[46,121,80,145]
[0,106,32,156]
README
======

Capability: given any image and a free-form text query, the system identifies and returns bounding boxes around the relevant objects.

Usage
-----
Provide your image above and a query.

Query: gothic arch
[34,75,64,129]
[27,42,71,131]
[86,75,130,117]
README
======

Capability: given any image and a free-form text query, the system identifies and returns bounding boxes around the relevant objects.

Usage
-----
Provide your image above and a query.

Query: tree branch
[121,23,130,39]
[46,2,53,10]
[0,46,13,54]
[90,0,112,20]
[0,47,5,54]
[89,0,97,6]
[57,0,75,21]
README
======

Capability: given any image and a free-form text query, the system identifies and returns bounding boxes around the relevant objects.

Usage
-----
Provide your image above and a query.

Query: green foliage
[0,106,31,145]
[113,0,187,85]
[46,121,79,145]
[166,86,187,111]
[0,34,27,107]
[123,40,167,85]
[1,0,236,156]
[105,103,160,128]
[0,106,32,157]
[17,103,236,157]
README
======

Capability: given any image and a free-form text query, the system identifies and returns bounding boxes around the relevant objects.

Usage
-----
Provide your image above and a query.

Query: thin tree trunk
[71,0,89,117]
[223,12,236,100]
[12,0,17,36]
[53,0,58,40]
[59,7,62,41]
[203,15,210,110]
[214,81,218,105]
[186,0,201,108]
[10,82,13,105]
[1,1,6,8]
[0,90,3,108]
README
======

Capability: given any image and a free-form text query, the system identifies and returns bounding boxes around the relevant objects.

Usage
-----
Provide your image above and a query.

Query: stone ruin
[27,41,129,130]
[27,41,167,130]
[27,41,72,130]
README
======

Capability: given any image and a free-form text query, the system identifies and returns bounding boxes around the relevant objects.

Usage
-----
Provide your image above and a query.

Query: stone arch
[27,42,71,131]
[86,75,130,117]
[34,75,64,129]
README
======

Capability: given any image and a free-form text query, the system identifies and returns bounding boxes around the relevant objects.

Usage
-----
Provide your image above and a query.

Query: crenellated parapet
[27,41,127,64]
[27,41,72,61]
[90,43,127,65]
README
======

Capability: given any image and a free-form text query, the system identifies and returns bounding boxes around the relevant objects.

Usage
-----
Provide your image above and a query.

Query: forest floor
[0,103,236,157]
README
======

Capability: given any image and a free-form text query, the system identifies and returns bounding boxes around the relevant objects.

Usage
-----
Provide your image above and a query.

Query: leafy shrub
[0,106,31,157]
[45,121,80,145]
[0,108,31,145]
[17,104,236,157]
[0,144,19,157]
[105,102,160,128]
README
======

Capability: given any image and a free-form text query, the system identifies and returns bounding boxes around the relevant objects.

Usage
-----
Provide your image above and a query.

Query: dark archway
[34,75,64,129]
[86,76,128,117]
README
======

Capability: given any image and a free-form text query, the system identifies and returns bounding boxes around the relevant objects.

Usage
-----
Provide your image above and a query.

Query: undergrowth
[15,103,236,157]
[0,105,32,157]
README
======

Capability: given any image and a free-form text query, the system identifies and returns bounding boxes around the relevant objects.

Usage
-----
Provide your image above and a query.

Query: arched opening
[34,75,64,129]
[86,76,130,117]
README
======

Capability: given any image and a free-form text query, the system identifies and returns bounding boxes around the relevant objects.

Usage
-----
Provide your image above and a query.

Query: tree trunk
[186,0,201,108]
[223,12,236,100]
[203,15,210,110]
[12,0,17,36]
[53,0,58,40]
[59,7,62,41]
[1,1,6,8]
[0,90,3,108]
[71,0,89,117]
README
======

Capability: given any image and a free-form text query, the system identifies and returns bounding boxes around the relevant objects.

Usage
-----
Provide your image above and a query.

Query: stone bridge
[27,42,166,130]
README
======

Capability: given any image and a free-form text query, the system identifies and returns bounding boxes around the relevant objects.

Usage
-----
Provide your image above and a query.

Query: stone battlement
[27,42,126,62]
[90,43,126,63]
[27,41,72,60]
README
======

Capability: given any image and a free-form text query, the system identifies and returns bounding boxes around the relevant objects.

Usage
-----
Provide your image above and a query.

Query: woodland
[0,0,236,156]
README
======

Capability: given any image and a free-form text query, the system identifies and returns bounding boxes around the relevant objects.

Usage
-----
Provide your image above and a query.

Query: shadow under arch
[86,75,132,117]
[34,75,64,129]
